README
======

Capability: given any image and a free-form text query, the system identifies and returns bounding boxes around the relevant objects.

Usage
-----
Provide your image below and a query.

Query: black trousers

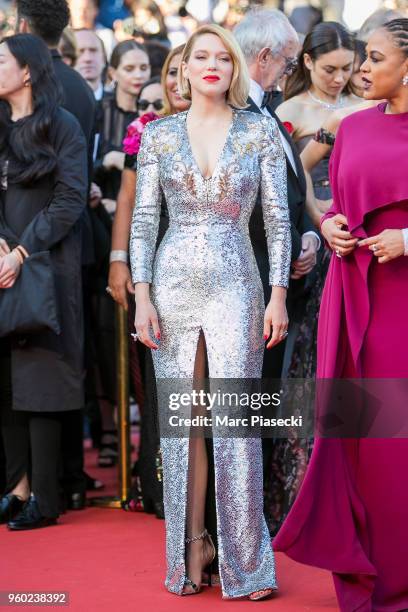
[59,409,85,498]
[0,341,61,518]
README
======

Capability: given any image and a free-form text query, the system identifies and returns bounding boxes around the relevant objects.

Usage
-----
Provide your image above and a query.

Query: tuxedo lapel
[268,106,306,195]
[246,98,297,183]
[246,97,262,115]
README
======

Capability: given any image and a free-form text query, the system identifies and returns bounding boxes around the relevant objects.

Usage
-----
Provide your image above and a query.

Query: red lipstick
[203,75,220,82]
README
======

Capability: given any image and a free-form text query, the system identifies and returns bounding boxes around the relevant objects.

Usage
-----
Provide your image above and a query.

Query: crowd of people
[0,0,407,609]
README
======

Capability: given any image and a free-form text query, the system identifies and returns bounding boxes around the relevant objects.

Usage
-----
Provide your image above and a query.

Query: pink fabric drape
[274,105,408,611]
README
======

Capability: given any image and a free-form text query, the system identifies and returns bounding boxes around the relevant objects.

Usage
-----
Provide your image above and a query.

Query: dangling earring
[23,79,30,87]
[403,75,408,86]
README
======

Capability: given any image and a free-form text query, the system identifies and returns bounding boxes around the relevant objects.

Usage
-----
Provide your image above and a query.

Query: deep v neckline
[183,109,236,181]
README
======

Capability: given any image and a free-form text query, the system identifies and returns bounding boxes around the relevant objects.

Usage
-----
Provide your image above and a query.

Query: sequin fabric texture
[130,109,291,597]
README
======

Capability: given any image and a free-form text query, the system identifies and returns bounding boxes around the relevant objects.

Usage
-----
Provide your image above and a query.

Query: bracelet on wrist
[402,228,408,256]
[109,250,128,264]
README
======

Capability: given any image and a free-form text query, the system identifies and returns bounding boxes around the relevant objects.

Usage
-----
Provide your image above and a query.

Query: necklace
[307,89,345,111]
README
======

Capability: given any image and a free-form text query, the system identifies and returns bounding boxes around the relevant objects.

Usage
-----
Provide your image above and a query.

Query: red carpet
[1,444,339,611]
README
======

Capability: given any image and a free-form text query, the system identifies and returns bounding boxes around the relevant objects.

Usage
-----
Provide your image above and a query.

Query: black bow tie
[260,92,269,109]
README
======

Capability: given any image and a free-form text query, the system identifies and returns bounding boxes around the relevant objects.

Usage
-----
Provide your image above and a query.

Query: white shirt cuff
[302,231,321,251]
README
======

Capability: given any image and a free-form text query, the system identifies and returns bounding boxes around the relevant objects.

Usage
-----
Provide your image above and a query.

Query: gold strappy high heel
[182,528,216,595]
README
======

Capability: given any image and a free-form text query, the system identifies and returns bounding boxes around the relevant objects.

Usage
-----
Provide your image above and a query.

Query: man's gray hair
[234,8,298,61]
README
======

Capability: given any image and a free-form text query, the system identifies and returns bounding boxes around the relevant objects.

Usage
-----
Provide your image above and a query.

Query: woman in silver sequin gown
[130,25,291,599]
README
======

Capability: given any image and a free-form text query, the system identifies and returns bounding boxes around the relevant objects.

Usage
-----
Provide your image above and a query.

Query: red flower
[126,124,139,138]
[139,111,158,126]
[123,111,160,155]
[282,121,294,135]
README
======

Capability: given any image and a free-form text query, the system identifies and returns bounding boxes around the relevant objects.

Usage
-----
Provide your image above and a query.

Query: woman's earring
[403,75,408,86]
[24,79,30,87]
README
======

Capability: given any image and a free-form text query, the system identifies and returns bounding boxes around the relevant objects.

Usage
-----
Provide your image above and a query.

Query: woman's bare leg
[183,331,213,591]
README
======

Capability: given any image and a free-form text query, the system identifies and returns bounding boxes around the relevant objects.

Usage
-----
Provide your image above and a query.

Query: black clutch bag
[0,251,60,338]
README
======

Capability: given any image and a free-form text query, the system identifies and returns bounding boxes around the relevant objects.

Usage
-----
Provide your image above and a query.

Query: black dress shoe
[84,472,104,491]
[7,496,57,531]
[0,494,26,524]
[66,491,86,510]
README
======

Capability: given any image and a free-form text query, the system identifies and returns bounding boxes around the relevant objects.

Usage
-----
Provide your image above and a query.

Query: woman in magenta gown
[274,20,408,612]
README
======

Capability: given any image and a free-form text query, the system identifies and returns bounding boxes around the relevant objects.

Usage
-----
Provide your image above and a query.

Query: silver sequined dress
[130,109,291,597]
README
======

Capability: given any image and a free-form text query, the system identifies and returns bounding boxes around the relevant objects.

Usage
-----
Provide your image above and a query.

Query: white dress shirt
[94,82,104,102]
[249,79,320,251]
[249,79,298,175]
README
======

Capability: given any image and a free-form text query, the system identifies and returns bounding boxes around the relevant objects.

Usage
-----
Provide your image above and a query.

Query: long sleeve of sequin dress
[130,109,290,598]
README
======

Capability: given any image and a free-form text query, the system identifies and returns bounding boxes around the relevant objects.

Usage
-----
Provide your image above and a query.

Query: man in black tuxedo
[16,0,97,511]
[235,7,320,380]
[234,10,321,522]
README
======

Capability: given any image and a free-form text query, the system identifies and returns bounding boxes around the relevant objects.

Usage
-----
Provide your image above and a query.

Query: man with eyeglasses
[234,7,321,529]
[234,6,320,369]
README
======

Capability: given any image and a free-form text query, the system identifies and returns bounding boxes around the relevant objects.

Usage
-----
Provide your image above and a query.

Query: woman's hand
[89,182,102,209]
[103,151,125,171]
[0,252,22,288]
[321,213,358,256]
[108,262,135,310]
[264,290,289,349]
[358,229,405,263]
[134,297,161,350]
[0,238,10,257]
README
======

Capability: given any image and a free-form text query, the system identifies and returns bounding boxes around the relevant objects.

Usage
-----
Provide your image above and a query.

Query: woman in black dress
[0,34,88,529]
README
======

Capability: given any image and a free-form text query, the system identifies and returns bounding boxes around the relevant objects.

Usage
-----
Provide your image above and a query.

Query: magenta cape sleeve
[318,105,408,376]
[322,104,408,233]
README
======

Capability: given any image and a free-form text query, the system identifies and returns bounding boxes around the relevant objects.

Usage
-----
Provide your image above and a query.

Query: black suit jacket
[51,49,96,266]
[51,49,96,149]
[245,97,317,378]
[246,97,315,303]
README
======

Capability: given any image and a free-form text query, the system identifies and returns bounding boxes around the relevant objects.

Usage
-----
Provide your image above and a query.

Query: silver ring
[335,248,341,258]
[372,244,378,252]
[106,286,112,294]
[280,330,289,338]
[131,332,139,342]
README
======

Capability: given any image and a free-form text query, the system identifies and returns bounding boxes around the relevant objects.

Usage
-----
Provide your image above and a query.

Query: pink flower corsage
[282,121,294,135]
[123,112,159,155]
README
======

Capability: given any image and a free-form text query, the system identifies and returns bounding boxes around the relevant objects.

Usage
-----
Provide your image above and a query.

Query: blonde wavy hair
[178,24,249,109]
[160,43,185,116]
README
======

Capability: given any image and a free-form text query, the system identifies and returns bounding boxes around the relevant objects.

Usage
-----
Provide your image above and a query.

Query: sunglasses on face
[137,98,164,111]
